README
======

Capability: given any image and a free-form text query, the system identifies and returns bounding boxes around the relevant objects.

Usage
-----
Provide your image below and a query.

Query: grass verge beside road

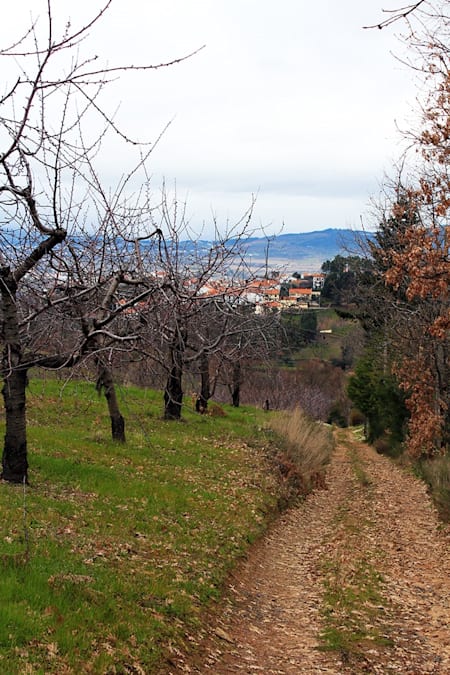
[0,378,330,673]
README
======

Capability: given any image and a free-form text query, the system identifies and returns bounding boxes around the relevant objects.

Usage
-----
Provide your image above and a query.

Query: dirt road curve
[171,428,450,674]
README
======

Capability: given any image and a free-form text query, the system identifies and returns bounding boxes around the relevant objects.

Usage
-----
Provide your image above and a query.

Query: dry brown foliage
[380,19,450,456]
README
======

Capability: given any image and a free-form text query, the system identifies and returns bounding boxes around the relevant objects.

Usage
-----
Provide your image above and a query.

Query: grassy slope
[0,378,283,674]
[285,308,359,365]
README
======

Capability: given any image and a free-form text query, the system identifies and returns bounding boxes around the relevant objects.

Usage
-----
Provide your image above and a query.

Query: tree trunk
[198,351,210,412]
[2,369,28,483]
[96,363,125,443]
[164,364,183,419]
[0,269,28,483]
[164,331,185,420]
[231,359,241,408]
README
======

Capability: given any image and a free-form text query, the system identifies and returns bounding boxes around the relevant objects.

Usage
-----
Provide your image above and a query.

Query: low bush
[372,434,404,459]
[349,408,366,427]
[327,403,348,427]
[373,437,391,455]
[207,402,226,417]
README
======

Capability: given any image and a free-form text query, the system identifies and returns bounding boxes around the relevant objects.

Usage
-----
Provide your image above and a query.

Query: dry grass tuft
[207,403,226,417]
[269,408,334,494]
[419,455,450,521]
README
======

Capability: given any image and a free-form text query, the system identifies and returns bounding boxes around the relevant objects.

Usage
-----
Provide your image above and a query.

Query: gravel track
[171,429,450,674]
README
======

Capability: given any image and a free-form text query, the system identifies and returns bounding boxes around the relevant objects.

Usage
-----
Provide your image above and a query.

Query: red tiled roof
[289,288,312,296]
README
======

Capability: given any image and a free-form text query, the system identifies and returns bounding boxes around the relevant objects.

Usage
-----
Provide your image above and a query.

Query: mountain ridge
[237,228,370,270]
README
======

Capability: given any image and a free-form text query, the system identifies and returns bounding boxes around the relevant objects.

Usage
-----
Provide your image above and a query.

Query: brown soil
[168,429,450,674]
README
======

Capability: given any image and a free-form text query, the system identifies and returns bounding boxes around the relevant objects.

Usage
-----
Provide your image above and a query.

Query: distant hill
[139,227,372,273]
[240,228,370,271]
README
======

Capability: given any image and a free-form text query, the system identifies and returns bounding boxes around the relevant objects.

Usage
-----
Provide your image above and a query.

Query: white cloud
[2,0,420,237]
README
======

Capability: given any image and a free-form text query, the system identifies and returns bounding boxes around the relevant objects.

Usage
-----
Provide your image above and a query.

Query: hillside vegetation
[0,379,332,674]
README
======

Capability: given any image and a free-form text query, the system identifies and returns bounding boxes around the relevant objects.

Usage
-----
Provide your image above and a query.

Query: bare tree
[0,2,197,482]
[50,225,162,443]
[132,189,280,420]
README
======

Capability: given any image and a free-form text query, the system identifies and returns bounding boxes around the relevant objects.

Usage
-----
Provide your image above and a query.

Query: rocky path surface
[171,429,450,674]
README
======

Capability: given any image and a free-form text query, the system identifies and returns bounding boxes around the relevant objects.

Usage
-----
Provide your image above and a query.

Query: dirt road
[172,428,450,674]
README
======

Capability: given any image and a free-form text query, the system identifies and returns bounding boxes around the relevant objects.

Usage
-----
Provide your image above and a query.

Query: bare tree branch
[363,1,428,29]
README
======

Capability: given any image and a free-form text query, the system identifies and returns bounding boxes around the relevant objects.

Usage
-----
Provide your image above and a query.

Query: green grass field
[282,308,361,366]
[0,377,285,674]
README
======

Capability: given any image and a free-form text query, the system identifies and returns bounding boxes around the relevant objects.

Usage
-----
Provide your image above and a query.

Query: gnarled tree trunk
[0,230,67,482]
[0,268,28,483]
[96,362,125,443]
[231,359,241,408]
[198,351,210,412]
[164,330,186,420]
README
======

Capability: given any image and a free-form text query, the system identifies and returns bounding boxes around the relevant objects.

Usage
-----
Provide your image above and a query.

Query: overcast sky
[5,1,420,238]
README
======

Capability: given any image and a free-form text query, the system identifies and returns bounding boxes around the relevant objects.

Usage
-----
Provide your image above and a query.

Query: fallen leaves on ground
[174,429,450,674]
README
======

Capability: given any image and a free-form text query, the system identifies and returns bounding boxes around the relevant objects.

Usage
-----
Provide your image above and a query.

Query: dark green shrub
[348,350,408,447]
[327,403,348,428]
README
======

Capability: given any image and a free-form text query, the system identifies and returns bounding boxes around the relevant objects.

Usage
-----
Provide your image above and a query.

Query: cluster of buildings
[198,272,326,313]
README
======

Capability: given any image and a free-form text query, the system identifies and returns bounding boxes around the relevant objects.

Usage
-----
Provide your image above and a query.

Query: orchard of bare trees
[1,0,449,488]
[0,2,282,484]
